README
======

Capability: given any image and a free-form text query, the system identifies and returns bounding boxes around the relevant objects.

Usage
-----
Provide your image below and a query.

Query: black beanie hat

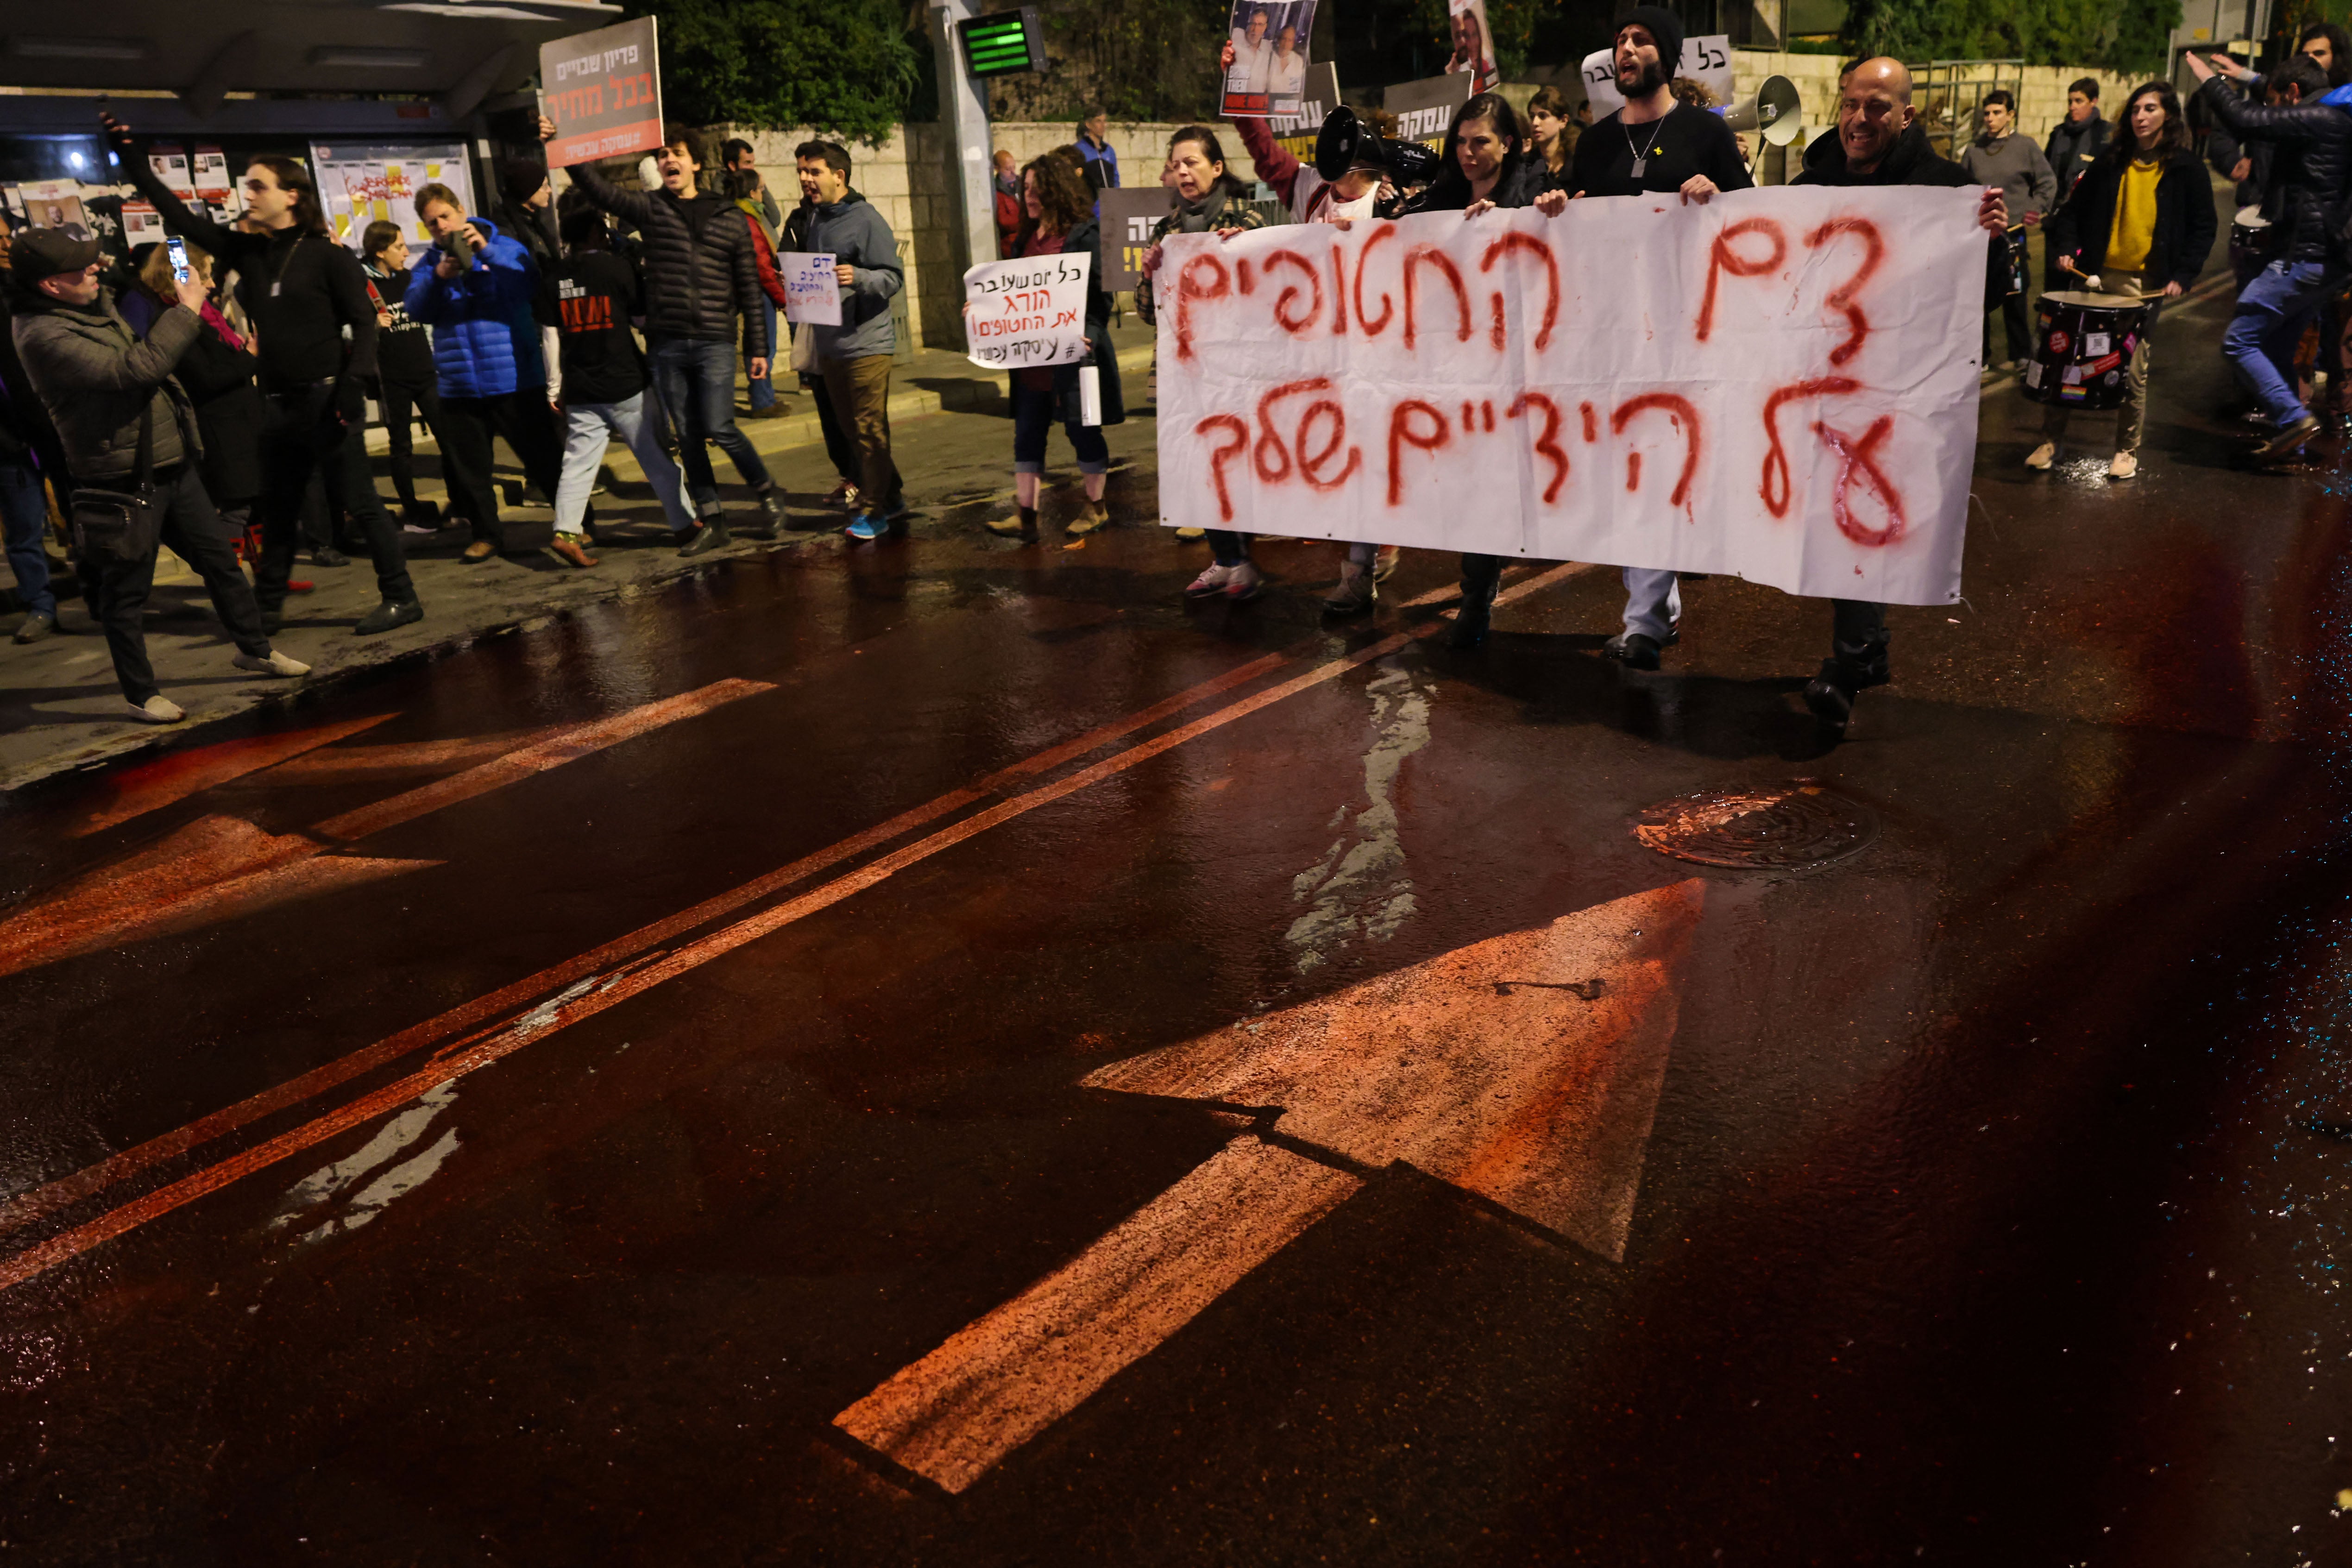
[1616,4,1685,80]
[497,156,550,207]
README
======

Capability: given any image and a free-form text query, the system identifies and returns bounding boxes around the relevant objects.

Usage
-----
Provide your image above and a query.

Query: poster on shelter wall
[1220,0,1318,119]
[15,183,92,240]
[539,16,664,169]
[309,143,474,252]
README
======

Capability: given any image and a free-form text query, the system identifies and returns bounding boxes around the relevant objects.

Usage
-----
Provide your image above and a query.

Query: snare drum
[2231,204,2278,256]
[2022,290,2152,411]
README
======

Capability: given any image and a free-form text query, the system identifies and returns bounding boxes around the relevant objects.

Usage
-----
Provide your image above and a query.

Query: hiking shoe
[1321,560,1376,616]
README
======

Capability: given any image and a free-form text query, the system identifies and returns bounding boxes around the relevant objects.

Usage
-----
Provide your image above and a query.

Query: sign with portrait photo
[1220,0,1319,119]
[1444,0,1497,93]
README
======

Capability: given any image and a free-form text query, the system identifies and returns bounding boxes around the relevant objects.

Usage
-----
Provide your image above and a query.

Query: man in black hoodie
[1788,56,2009,730]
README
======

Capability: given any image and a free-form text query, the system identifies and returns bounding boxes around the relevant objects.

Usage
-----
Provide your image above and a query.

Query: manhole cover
[1632,781,1878,870]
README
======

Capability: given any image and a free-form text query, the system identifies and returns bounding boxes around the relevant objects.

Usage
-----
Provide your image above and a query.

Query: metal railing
[1908,58,2027,163]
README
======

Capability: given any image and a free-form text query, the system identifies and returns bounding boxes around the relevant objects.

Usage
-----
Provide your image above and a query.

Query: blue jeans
[1011,382,1108,473]
[647,336,772,517]
[0,455,55,619]
[557,391,696,535]
[2225,258,2341,424]
[749,302,779,410]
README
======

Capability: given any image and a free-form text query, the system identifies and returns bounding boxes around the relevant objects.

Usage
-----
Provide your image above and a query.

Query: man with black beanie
[1572,4,1754,674]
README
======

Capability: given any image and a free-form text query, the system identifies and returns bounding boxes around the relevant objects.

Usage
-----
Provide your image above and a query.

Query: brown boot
[547,535,599,569]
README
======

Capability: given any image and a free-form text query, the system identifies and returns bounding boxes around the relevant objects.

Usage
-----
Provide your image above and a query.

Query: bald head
[1838,54,1917,171]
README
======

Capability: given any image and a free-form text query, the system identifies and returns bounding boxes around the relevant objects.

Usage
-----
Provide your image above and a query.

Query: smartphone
[166,235,190,285]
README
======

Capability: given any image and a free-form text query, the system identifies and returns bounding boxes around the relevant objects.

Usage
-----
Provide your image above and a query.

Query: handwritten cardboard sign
[1582,33,1735,118]
[780,251,841,326]
[1154,187,1985,606]
[963,251,1093,370]
[539,17,663,170]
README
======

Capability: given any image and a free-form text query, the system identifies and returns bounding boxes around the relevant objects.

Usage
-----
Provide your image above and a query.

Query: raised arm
[540,116,660,228]
[1229,113,1303,207]
[99,113,251,264]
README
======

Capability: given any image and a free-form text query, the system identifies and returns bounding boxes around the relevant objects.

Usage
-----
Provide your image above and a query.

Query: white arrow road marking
[835,880,1707,1492]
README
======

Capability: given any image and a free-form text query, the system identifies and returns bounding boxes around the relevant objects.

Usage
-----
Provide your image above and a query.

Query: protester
[980,156,1122,543]
[121,241,271,561]
[535,208,700,568]
[360,221,450,530]
[403,184,569,564]
[1076,110,1121,197]
[1226,61,1399,220]
[0,209,63,644]
[2031,81,2216,481]
[720,140,789,420]
[553,116,785,551]
[1961,90,2056,373]
[104,113,420,636]
[1137,126,1270,598]
[784,184,890,514]
[993,150,1024,256]
[793,138,907,542]
[494,157,561,272]
[2187,50,2351,459]
[1788,57,2010,730]
[8,230,307,720]
[1569,5,1751,669]
[1526,85,1578,190]
[2046,79,2110,205]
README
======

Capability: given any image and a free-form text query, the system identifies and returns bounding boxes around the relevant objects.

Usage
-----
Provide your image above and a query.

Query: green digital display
[958,10,1044,77]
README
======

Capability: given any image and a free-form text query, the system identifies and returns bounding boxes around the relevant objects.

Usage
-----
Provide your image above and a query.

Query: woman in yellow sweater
[2031,81,2219,480]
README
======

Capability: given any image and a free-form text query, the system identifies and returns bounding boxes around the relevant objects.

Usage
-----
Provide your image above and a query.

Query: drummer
[2030,80,2217,480]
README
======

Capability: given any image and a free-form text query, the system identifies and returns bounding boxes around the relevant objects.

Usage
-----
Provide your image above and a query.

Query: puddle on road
[1287,660,1434,971]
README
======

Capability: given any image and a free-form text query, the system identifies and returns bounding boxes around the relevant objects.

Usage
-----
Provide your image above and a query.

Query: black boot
[1448,553,1502,649]
[742,485,785,540]
[1802,642,1890,730]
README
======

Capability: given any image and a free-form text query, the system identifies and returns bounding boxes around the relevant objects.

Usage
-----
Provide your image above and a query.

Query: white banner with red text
[1153,186,1985,606]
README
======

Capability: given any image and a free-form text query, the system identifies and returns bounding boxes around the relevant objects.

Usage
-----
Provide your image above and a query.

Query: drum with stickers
[2021,290,2152,411]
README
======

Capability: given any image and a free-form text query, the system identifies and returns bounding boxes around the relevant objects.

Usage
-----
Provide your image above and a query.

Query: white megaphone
[1718,75,1802,146]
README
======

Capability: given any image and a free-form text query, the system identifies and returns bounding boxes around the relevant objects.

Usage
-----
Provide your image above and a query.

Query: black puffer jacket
[2198,78,2352,264]
[2047,145,2219,291]
[1795,121,2006,307]
[566,162,768,358]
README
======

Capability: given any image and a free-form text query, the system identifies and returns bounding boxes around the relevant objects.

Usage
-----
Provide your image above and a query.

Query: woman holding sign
[1137,127,1269,598]
[982,156,1125,542]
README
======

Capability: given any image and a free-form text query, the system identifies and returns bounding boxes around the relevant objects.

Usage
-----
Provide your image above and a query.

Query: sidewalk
[0,322,1158,793]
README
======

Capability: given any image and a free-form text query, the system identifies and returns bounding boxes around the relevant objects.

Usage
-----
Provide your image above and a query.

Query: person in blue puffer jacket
[404,185,571,561]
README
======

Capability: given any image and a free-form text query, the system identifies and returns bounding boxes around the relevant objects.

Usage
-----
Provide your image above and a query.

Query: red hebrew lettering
[1173,255,1231,362]
[1264,250,1323,334]
[1813,416,1907,545]
[1759,376,1861,516]
[1805,217,1885,367]
[1354,227,1397,336]
[1386,401,1450,505]
[1479,233,1560,350]
[1402,246,1472,350]
[1461,400,1476,428]
[1611,393,1702,510]
[1297,398,1362,490]
[1580,403,1597,443]
[1253,379,1330,482]
[1198,414,1250,522]
[1481,402,1496,431]
[1330,245,1349,334]
[1506,392,1569,504]
[1696,217,1787,342]
[1237,258,1257,295]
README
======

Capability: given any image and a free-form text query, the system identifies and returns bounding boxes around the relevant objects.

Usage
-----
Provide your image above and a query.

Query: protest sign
[1583,32,1735,117]
[963,251,1093,371]
[780,251,842,326]
[539,17,663,169]
[1269,60,1342,153]
[1099,188,1176,291]
[1384,73,1473,145]
[1445,0,1497,92]
[1220,0,1319,118]
[1153,187,1985,606]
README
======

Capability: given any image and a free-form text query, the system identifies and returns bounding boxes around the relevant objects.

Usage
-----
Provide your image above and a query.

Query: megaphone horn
[1718,75,1803,147]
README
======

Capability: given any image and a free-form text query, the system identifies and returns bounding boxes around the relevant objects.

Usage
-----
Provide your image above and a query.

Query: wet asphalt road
[6,267,2352,1566]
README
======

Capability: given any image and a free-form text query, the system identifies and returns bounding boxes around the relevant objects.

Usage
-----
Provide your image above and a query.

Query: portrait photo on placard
[1220,0,1317,118]
[1445,0,1497,92]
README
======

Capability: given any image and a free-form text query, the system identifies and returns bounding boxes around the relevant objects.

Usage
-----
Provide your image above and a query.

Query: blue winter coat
[402,215,545,397]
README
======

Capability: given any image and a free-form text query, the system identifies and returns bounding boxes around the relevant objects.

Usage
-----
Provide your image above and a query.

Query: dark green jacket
[11,287,200,482]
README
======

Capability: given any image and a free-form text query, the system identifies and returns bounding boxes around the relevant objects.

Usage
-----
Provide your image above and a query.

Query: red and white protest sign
[1154,186,1986,606]
[539,17,663,170]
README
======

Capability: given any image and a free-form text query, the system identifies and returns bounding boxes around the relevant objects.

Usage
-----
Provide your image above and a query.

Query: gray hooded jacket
[800,192,902,361]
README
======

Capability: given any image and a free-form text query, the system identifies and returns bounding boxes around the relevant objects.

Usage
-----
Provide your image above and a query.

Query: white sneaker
[232,649,310,677]
[126,695,185,724]
[2025,441,2056,470]
[2107,451,2138,481]
[1224,560,1264,602]
[1185,562,1235,597]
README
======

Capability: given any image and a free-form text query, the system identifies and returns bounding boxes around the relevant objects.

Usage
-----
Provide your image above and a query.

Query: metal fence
[1908,58,2027,163]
